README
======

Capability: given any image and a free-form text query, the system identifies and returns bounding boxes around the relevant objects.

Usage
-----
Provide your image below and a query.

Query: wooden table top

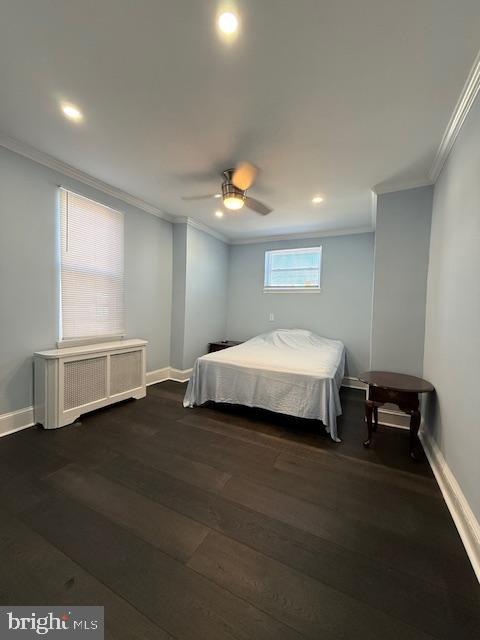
[358,371,434,393]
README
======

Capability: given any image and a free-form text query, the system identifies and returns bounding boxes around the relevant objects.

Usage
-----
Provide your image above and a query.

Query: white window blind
[59,188,125,343]
[264,246,322,291]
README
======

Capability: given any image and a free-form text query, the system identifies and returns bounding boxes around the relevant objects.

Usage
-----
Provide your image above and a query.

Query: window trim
[263,246,322,293]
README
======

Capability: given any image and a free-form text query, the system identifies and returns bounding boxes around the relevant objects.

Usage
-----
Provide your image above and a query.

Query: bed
[183,329,345,442]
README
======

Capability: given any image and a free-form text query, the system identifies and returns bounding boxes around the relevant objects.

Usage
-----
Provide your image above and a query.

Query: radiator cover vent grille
[64,356,107,410]
[110,350,143,395]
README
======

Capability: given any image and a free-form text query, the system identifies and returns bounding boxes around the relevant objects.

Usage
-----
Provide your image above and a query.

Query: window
[264,246,322,291]
[59,188,125,344]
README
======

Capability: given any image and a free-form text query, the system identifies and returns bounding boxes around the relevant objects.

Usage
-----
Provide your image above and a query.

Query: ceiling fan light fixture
[223,195,244,210]
[222,171,245,209]
[180,164,271,215]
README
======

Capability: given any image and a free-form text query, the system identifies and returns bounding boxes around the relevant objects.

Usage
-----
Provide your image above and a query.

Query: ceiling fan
[181,162,272,215]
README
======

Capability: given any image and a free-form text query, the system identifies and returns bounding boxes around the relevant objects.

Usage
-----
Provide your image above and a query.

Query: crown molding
[372,179,433,195]
[174,218,373,246]
[370,190,377,228]
[172,216,229,243]
[0,133,370,246]
[230,225,373,245]
[0,132,174,222]
[430,49,480,182]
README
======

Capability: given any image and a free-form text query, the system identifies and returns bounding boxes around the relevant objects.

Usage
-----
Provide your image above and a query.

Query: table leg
[364,400,375,448]
[409,409,422,460]
[373,405,378,432]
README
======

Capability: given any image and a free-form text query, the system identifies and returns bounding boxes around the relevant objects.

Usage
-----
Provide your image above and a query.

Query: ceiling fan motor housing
[222,169,246,202]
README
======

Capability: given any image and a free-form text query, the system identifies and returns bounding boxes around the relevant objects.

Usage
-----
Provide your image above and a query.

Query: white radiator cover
[34,339,147,429]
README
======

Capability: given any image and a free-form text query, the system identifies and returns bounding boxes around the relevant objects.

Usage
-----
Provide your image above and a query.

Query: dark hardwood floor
[1,382,479,639]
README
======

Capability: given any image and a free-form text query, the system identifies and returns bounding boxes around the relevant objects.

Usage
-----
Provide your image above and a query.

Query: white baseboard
[342,376,368,391]
[0,406,34,438]
[342,377,410,429]
[147,367,192,384]
[0,367,190,439]
[169,367,193,383]
[376,407,410,430]
[146,367,170,386]
[420,429,480,583]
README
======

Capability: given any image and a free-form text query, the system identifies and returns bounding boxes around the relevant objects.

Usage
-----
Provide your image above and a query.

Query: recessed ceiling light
[215,210,224,218]
[312,195,324,204]
[218,12,239,34]
[213,193,222,199]
[61,103,83,123]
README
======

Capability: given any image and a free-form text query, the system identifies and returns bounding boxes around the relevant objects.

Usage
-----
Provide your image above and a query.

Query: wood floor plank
[98,453,480,639]
[63,409,163,450]
[0,471,52,515]
[151,420,279,475]
[122,393,188,422]
[43,410,230,493]
[182,388,432,477]
[46,463,210,562]
[158,416,460,557]
[0,506,172,639]
[1,380,478,640]
[180,413,286,450]
[188,531,435,640]
[274,448,440,497]
[273,451,449,521]
[20,490,305,640]
[35,424,119,469]
[180,412,439,498]
[104,434,231,493]
[112,402,472,587]
[0,427,69,483]
[221,475,477,592]
[244,459,454,543]
[148,385,188,403]
[82,405,163,439]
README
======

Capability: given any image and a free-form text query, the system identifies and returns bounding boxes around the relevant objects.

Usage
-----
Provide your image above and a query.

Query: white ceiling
[0,0,479,241]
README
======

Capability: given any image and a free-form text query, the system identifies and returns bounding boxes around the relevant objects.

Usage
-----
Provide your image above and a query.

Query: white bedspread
[183,329,345,441]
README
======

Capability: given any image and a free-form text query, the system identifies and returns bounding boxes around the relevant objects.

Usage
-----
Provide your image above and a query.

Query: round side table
[358,371,434,460]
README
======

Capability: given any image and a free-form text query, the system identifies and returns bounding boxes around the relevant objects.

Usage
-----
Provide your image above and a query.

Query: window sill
[57,334,126,349]
[263,288,322,293]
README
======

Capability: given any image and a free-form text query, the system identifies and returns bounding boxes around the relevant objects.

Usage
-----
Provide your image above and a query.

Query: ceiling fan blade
[181,193,219,201]
[232,162,258,191]
[244,197,272,215]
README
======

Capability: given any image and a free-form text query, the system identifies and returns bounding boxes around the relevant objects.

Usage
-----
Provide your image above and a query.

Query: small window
[264,246,322,292]
[59,188,125,345]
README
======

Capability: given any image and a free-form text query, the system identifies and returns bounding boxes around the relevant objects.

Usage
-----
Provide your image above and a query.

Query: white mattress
[183,329,345,441]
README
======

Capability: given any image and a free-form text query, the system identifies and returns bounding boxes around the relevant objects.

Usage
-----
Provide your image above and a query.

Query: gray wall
[0,146,172,414]
[226,233,374,377]
[171,224,229,370]
[371,186,433,376]
[170,224,188,370]
[423,95,480,523]
[184,226,229,368]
